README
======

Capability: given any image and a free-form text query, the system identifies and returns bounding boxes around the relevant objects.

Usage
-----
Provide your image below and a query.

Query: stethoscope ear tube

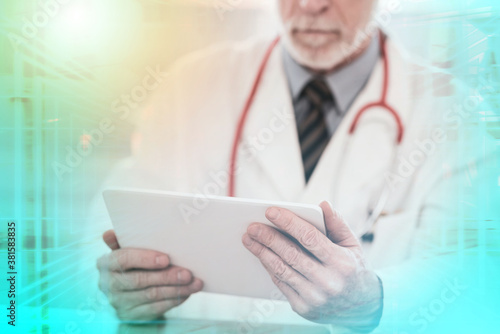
[348,32,404,144]
[228,36,281,198]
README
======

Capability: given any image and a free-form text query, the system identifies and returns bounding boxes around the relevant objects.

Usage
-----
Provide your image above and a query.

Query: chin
[283,35,349,72]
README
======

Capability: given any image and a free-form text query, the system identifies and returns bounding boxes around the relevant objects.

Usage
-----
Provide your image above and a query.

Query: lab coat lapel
[239,42,305,201]
[301,41,413,226]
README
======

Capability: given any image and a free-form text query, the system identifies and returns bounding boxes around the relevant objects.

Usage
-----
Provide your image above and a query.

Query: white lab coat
[87,35,495,332]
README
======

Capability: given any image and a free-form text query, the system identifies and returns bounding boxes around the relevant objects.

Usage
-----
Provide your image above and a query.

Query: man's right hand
[97,230,204,321]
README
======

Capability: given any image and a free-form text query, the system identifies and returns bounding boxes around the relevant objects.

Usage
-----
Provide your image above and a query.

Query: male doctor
[94,0,486,332]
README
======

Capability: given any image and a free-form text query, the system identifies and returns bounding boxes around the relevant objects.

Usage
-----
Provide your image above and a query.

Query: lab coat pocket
[364,211,418,270]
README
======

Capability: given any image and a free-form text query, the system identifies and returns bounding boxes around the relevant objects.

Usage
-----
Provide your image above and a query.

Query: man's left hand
[242,201,383,329]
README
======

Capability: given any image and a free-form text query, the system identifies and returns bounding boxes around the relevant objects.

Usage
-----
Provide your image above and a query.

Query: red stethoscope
[228,31,404,198]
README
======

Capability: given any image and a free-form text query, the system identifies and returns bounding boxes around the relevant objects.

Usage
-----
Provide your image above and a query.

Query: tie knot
[302,78,333,107]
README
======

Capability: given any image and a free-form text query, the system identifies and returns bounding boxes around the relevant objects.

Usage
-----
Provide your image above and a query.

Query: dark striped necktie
[297,78,333,183]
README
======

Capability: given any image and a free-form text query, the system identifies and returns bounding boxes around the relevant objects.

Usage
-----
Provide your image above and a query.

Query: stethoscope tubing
[228,37,280,198]
[228,30,404,205]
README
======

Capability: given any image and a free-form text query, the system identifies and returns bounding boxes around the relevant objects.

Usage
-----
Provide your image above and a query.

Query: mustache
[284,17,341,32]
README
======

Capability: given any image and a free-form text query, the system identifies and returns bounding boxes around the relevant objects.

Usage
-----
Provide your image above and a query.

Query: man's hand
[97,230,204,321]
[242,202,382,330]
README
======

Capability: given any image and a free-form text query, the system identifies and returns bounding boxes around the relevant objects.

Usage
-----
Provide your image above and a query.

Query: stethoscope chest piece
[361,232,375,243]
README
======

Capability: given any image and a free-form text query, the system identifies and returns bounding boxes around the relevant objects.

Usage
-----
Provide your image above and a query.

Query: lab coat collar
[240,39,305,201]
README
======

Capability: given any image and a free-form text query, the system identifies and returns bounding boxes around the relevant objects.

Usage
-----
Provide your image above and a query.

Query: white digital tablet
[103,188,326,299]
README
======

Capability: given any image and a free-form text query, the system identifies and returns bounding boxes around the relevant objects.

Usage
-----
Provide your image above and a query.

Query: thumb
[320,201,360,249]
[102,229,120,250]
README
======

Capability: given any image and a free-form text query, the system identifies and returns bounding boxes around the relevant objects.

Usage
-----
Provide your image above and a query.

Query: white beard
[281,32,349,71]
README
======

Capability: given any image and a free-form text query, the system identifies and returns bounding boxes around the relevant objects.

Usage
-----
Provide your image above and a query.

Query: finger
[103,266,194,291]
[112,278,203,309]
[265,207,336,264]
[117,298,189,321]
[245,223,324,280]
[242,233,316,296]
[103,230,120,250]
[320,201,360,249]
[97,248,170,271]
[269,275,310,318]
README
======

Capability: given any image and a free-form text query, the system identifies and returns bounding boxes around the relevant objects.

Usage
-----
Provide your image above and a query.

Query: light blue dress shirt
[283,35,380,137]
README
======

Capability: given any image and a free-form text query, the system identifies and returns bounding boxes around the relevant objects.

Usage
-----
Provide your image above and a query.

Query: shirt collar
[283,34,380,114]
